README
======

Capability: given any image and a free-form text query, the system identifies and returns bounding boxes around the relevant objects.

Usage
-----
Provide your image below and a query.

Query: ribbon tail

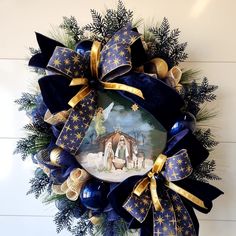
[29,32,65,69]
[68,86,92,108]
[56,90,97,155]
[150,176,162,211]
[169,191,197,236]
[165,181,207,210]
[133,177,150,196]
[123,190,152,223]
[152,190,177,236]
[172,178,224,213]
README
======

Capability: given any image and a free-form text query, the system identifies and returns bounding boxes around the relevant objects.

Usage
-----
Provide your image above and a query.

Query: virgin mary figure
[103,141,114,171]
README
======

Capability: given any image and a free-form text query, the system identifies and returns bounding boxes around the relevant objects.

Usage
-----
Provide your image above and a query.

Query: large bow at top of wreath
[46,24,144,108]
[30,24,185,155]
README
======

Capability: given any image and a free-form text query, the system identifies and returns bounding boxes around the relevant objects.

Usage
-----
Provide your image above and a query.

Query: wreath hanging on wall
[15,1,223,235]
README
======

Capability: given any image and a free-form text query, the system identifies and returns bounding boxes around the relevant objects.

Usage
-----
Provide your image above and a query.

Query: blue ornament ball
[75,40,93,57]
[169,112,196,137]
[80,179,110,211]
[55,199,69,211]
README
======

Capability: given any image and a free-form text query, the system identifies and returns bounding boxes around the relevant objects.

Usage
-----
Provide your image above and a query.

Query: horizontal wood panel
[0,215,71,236]
[0,60,32,138]
[196,143,236,221]
[198,220,236,236]
[181,62,236,143]
[0,0,236,61]
[0,215,235,236]
[0,139,57,216]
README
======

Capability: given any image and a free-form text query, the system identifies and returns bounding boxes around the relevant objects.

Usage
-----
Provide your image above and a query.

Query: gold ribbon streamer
[101,81,144,99]
[67,41,144,108]
[68,85,92,108]
[133,153,207,211]
[165,181,207,209]
[133,154,167,211]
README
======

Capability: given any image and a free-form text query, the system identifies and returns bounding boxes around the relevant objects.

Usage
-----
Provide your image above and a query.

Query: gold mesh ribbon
[52,168,90,201]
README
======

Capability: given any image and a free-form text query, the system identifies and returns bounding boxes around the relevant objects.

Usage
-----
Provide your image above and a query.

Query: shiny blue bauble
[169,112,196,137]
[75,40,93,57]
[55,199,69,211]
[80,179,110,211]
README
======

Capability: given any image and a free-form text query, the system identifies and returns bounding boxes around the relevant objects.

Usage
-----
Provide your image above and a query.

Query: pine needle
[49,25,76,49]
[196,104,218,123]
[181,69,200,85]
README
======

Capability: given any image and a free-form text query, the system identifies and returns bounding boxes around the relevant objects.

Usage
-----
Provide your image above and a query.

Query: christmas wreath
[15,1,223,235]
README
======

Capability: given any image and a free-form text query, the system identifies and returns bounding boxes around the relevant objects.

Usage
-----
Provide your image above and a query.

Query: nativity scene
[76,96,166,182]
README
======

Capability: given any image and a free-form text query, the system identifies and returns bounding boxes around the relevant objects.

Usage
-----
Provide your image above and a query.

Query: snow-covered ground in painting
[76,152,153,182]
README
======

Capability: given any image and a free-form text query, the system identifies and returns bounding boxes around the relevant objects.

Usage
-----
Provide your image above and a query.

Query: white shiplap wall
[0,0,235,235]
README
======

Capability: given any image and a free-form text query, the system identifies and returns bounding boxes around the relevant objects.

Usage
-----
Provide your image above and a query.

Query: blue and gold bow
[45,24,144,154]
[123,149,207,236]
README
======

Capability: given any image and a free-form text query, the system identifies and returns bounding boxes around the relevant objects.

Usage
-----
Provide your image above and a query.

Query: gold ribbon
[38,163,50,176]
[44,109,71,125]
[133,154,167,211]
[166,66,183,92]
[165,181,207,209]
[52,168,90,201]
[68,41,144,108]
[133,153,207,211]
[88,211,102,225]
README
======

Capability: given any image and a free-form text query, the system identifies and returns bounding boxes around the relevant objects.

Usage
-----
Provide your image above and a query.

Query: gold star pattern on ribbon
[123,150,205,236]
[56,91,97,155]
[123,190,152,223]
[100,24,140,81]
[163,150,193,181]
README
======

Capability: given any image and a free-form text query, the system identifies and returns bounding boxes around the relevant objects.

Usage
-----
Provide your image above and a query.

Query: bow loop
[100,43,132,81]
[42,25,145,154]
[47,47,87,78]
[99,24,140,81]
[165,66,183,92]
[163,149,193,181]
[102,24,140,50]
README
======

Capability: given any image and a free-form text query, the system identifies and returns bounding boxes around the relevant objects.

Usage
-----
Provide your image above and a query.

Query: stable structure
[98,130,137,162]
